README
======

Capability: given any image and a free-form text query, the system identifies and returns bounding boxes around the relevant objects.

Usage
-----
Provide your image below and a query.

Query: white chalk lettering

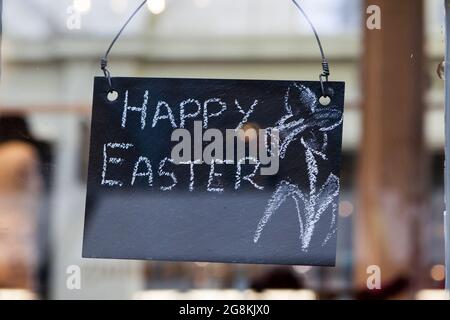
[203,98,227,129]
[153,101,177,128]
[207,160,224,193]
[101,143,134,187]
[235,157,263,190]
[131,156,153,186]
[180,99,201,129]
[122,90,148,130]
[158,157,178,191]
[235,99,258,131]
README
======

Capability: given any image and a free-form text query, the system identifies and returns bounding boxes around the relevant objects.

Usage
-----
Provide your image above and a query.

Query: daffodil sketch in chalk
[269,82,343,160]
[254,83,343,252]
[253,148,340,251]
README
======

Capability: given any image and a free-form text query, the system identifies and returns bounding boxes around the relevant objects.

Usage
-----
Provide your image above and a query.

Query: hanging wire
[101,0,330,96]
[290,0,330,97]
[101,0,148,92]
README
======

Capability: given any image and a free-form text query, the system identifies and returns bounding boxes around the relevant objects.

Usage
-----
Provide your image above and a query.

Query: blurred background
[0,0,447,300]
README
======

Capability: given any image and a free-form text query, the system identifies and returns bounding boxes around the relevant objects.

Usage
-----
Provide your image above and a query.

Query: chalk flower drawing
[254,83,343,252]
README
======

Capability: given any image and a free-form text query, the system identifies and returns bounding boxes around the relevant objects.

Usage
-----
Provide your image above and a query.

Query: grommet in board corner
[318,86,334,106]
[106,90,119,102]
[319,95,331,106]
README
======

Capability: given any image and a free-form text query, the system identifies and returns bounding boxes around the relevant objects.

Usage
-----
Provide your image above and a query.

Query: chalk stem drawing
[253,83,342,252]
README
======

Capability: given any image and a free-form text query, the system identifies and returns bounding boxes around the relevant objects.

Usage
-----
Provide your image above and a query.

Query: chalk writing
[253,82,343,251]
[88,78,344,261]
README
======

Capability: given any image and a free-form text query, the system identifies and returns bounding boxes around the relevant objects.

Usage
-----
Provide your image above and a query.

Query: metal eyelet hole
[107,90,118,102]
[319,95,331,106]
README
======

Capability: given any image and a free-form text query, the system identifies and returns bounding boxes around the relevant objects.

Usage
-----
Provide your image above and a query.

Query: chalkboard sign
[83,77,345,266]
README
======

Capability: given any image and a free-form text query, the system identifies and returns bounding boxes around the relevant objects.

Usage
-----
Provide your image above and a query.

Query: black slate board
[83,77,345,266]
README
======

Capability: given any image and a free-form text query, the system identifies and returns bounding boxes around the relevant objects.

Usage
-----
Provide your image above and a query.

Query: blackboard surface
[83,77,345,266]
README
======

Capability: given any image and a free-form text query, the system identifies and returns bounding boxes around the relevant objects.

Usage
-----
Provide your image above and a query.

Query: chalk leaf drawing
[254,83,343,252]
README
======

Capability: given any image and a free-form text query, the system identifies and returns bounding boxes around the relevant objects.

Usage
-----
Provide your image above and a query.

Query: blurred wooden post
[356,0,427,296]
[444,0,450,292]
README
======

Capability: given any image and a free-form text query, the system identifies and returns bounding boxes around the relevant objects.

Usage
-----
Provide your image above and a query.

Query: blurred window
[4,0,362,39]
